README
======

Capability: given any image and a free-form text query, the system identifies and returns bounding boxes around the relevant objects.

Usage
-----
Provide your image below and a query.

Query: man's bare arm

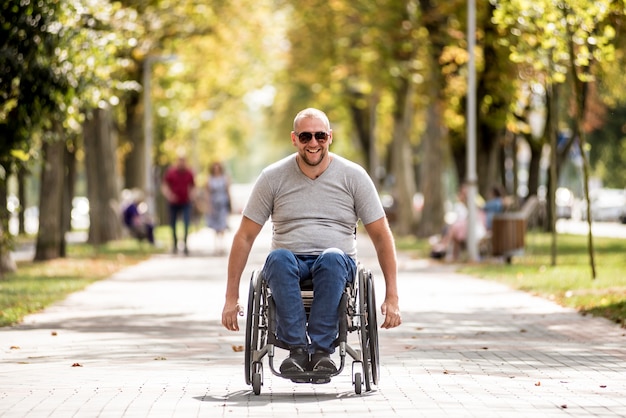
[363,217,401,329]
[222,216,263,331]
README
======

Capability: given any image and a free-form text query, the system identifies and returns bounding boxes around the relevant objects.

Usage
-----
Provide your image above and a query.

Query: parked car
[71,196,90,230]
[555,187,574,219]
[580,188,626,223]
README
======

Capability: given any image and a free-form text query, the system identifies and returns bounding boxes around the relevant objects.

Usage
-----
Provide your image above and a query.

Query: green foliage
[0,0,139,163]
[0,0,65,155]
[490,0,617,84]
[587,104,626,188]
[131,0,286,181]
[488,0,626,194]
[276,0,429,165]
[2,0,626,240]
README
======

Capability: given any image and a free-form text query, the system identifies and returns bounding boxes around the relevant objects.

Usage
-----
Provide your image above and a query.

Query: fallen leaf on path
[51,331,57,336]
[232,345,244,352]
[534,381,541,386]
[10,346,20,350]
[71,363,82,367]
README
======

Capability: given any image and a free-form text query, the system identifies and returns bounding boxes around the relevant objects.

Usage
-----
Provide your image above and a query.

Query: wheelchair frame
[244,265,380,395]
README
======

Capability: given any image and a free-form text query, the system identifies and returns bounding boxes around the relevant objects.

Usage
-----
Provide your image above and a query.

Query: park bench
[490,195,539,263]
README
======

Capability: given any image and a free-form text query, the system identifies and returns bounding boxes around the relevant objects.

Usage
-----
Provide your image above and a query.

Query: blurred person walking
[205,161,232,255]
[161,150,196,255]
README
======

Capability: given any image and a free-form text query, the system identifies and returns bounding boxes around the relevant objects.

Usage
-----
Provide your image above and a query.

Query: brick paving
[1,221,626,417]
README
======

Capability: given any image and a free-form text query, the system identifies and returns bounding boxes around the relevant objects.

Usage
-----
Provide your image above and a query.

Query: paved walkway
[2,220,626,417]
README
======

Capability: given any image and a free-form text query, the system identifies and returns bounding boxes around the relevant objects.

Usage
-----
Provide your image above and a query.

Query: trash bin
[491,213,526,263]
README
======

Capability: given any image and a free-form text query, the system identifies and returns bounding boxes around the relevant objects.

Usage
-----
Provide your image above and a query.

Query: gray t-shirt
[243,153,385,258]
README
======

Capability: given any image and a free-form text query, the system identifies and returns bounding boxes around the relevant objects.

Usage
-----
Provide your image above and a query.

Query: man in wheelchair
[221,108,401,377]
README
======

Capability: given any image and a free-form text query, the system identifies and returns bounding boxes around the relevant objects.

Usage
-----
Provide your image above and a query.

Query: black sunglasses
[296,131,329,144]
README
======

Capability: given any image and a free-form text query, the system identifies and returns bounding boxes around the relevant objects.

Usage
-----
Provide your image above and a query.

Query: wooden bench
[490,196,539,263]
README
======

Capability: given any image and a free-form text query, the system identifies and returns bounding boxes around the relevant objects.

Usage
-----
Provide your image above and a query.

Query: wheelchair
[244,265,380,395]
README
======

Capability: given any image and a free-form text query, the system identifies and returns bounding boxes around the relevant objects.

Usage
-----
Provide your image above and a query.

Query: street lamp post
[142,55,177,219]
[466,0,479,262]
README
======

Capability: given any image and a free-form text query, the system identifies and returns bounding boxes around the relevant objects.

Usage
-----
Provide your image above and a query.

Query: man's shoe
[279,348,309,373]
[309,351,337,374]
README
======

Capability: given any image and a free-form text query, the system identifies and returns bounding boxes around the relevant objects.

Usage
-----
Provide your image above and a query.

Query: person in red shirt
[161,151,195,255]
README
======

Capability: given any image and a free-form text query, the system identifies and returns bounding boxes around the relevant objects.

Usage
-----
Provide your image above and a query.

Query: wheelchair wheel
[366,270,380,385]
[244,270,265,388]
[252,363,263,395]
[358,268,380,392]
[354,372,362,395]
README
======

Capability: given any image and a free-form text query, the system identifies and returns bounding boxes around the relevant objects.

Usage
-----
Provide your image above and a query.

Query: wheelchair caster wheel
[252,372,262,395]
[354,372,362,395]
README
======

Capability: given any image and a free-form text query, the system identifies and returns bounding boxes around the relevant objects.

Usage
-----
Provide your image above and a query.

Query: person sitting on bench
[122,189,155,245]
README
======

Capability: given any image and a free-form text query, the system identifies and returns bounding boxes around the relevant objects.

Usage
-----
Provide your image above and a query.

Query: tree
[35,133,66,260]
[491,0,620,276]
[0,0,141,262]
[34,0,140,258]
[277,1,424,235]
[106,0,283,223]
[588,8,626,188]
[83,108,123,244]
[417,0,459,238]
[0,0,71,268]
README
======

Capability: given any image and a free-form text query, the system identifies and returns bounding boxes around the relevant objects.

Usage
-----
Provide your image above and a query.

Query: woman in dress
[206,161,231,255]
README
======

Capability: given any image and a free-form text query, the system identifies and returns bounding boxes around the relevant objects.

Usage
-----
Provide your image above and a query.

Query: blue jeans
[168,202,192,248]
[262,248,356,354]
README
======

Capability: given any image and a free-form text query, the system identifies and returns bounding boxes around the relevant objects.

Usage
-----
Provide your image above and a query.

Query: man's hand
[380,298,401,329]
[222,300,244,331]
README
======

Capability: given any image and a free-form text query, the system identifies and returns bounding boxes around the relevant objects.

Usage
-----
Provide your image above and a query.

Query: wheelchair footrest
[279,370,334,384]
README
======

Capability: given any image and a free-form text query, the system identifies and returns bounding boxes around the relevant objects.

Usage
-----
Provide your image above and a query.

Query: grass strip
[0,238,161,327]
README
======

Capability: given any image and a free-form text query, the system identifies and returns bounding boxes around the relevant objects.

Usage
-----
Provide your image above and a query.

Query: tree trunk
[0,163,9,238]
[62,138,77,256]
[346,90,373,171]
[389,78,418,237]
[567,34,596,279]
[526,136,542,200]
[17,163,27,235]
[0,167,16,275]
[548,80,558,267]
[123,82,145,191]
[0,225,16,276]
[35,138,66,261]
[476,123,504,198]
[417,0,456,238]
[368,95,381,191]
[83,107,123,245]
[416,49,447,239]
